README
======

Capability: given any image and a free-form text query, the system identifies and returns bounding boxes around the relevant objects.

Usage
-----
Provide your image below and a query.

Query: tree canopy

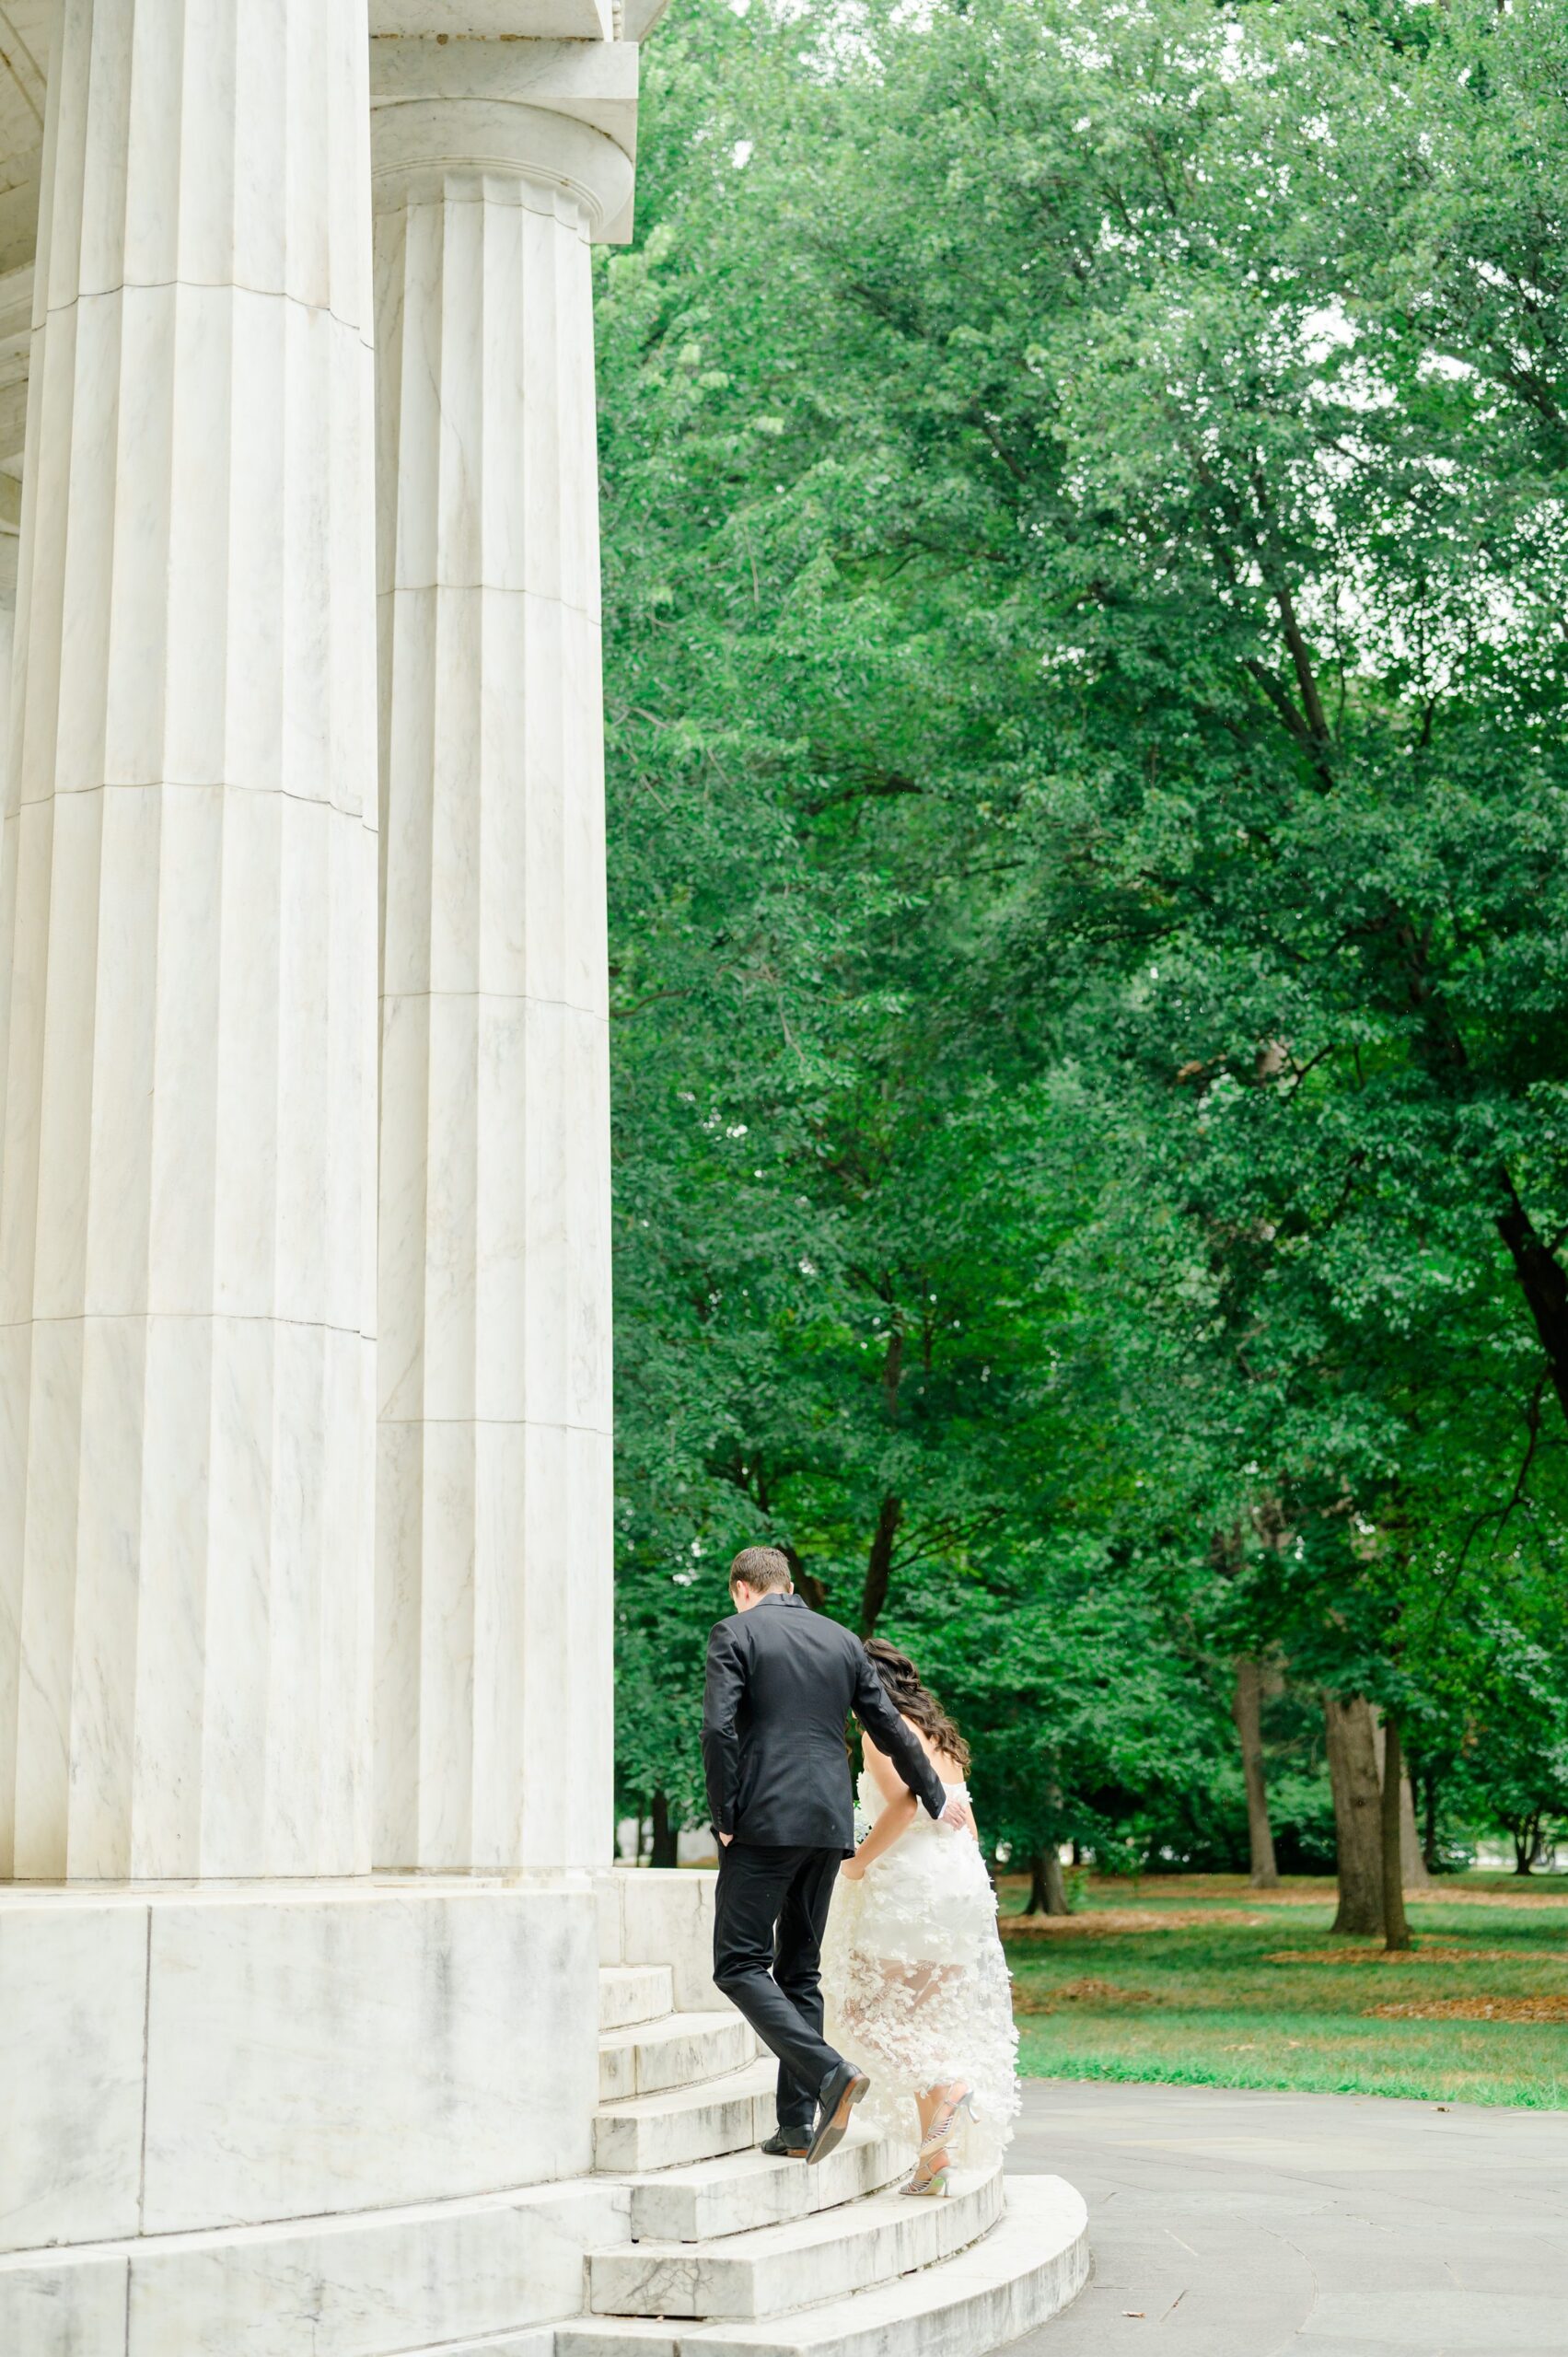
[599,0,1568,1883]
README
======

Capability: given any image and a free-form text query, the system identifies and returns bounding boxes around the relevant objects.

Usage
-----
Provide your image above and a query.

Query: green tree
[598,0,1568,1876]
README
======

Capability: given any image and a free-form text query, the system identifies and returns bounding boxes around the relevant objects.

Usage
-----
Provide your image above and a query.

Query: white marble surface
[597,2013,755,2105]
[371,90,621,1875]
[370,35,641,163]
[556,2176,1090,2357]
[598,1961,673,2030]
[588,2168,1005,2322]
[0,2176,623,2357]
[627,2129,905,2246]
[373,1,612,36]
[128,2177,624,2357]
[592,2060,776,2176]
[0,2250,128,2357]
[613,1869,726,2013]
[0,1881,602,2247]
[0,0,379,1880]
[0,1897,146,2253]
[142,1884,598,2232]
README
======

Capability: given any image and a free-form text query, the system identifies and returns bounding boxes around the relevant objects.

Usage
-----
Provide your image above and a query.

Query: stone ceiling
[0,4,48,273]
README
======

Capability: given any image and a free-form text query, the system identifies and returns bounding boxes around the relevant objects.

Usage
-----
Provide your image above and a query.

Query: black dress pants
[713,1841,844,2140]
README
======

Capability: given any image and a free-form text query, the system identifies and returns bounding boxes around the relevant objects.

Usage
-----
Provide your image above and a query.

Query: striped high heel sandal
[900,2087,975,2198]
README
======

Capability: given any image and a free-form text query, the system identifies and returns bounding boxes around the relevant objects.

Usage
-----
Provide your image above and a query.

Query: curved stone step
[601,1965,677,2032]
[557,2175,1087,2357]
[591,2165,1004,2321]
[628,2125,906,2244]
[599,2013,758,2105]
[595,2060,776,2174]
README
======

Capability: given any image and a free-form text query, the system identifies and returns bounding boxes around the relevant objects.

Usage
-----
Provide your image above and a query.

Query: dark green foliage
[599,0,1568,1864]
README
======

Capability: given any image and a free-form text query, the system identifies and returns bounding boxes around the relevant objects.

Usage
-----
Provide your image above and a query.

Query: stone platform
[0,1875,608,2351]
[0,1870,1088,2357]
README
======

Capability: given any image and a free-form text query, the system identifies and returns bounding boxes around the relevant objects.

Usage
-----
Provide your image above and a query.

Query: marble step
[601,1965,678,2032]
[627,2125,907,2244]
[599,2013,758,2105]
[414,2333,556,2356]
[595,2060,777,2175]
[589,2165,1005,2321]
[557,2174,1089,2357]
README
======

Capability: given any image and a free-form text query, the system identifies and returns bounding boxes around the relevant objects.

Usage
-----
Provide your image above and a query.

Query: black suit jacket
[702,1593,948,1851]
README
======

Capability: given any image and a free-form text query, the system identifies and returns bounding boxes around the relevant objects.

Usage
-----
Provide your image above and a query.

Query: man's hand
[939,1795,975,1835]
[719,1832,734,1847]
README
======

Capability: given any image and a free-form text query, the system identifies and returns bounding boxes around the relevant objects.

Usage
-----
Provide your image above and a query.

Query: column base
[0,1876,608,2355]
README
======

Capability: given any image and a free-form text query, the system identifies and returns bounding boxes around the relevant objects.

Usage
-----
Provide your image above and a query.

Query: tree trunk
[1324,1694,1384,1935]
[1379,1719,1411,1952]
[1497,1178,1568,1429]
[649,1790,679,1870]
[1399,1772,1431,1889]
[859,1492,902,1637]
[1028,1849,1071,1917]
[1372,1711,1432,1888]
[1421,1763,1441,1875]
[1399,971,1568,1428]
[782,1543,827,1612]
[1232,1656,1279,1888]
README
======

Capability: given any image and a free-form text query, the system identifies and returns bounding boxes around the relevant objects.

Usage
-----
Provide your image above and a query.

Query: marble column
[0,0,378,1879]
[373,81,629,1874]
[0,540,15,788]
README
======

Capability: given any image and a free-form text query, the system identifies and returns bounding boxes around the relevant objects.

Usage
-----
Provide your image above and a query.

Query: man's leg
[714,1842,842,2121]
[772,1848,843,2142]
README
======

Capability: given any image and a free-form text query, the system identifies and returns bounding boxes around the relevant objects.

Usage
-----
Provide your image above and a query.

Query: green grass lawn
[1000,1872,1568,2108]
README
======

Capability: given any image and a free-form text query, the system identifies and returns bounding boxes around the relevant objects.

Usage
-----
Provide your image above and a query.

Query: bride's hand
[840,1854,866,1881]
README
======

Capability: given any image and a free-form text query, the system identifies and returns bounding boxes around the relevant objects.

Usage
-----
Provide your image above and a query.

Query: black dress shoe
[761,2131,809,2158]
[806,2061,869,2164]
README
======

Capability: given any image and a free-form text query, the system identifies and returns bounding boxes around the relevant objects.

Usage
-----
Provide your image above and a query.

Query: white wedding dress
[821,1771,1019,2166]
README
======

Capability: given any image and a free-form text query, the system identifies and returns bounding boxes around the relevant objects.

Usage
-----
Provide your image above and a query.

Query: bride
[821,1638,1019,2194]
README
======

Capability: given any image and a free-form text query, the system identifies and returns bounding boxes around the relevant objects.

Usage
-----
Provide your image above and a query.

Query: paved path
[1006,2078,1568,2356]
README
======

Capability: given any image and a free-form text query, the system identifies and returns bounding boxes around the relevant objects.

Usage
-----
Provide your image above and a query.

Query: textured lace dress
[820,1770,1020,2166]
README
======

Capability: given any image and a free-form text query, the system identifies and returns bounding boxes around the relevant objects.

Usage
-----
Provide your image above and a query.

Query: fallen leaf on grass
[1370,1994,1568,2023]
[1264,1945,1546,1967]
[1013,1977,1156,2014]
[1005,1907,1274,1936]
[1402,1887,1568,1911]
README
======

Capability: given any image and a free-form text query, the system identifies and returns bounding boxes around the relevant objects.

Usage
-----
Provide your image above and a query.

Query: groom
[702,1547,970,2162]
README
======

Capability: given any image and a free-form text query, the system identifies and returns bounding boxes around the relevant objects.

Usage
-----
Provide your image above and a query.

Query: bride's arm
[841,1738,917,1879]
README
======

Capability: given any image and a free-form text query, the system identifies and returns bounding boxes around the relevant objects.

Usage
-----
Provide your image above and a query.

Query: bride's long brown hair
[864,1639,970,1773]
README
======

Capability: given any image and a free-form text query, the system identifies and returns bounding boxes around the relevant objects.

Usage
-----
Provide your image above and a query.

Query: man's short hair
[728,1546,793,1596]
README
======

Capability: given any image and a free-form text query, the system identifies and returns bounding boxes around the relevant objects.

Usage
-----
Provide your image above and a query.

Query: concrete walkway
[1006,2078,1568,2355]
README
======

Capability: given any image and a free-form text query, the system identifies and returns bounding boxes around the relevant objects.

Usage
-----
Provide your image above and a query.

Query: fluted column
[0,0,378,1880]
[373,89,630,1874]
